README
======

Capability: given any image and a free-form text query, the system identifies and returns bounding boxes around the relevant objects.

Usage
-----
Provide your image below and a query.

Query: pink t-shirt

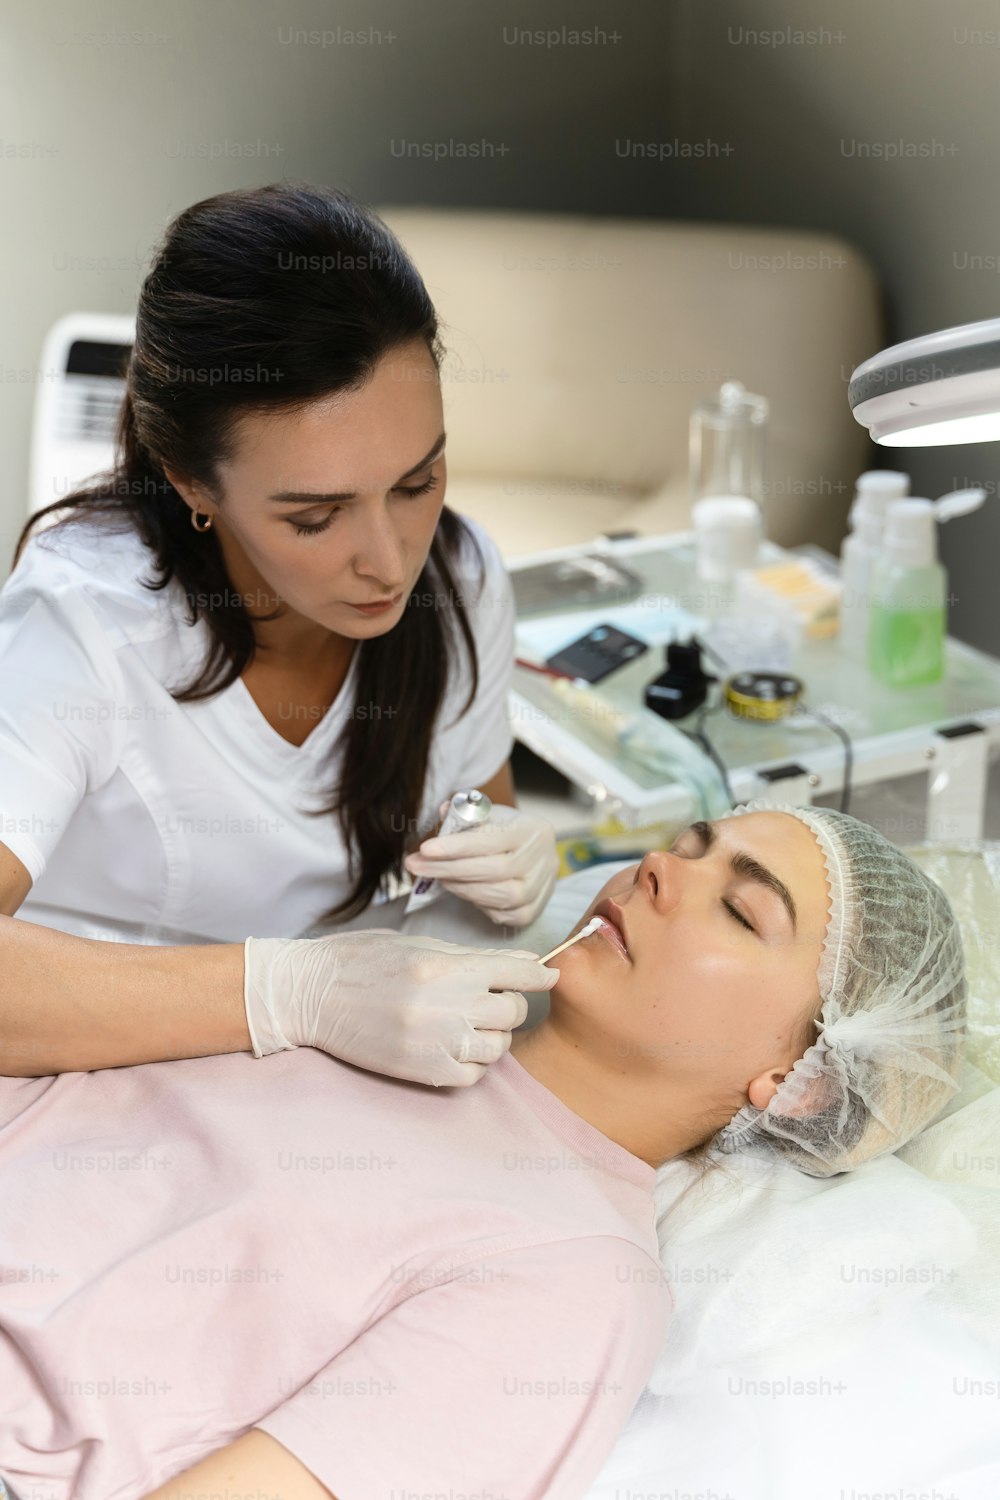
[0,1045,672,1500]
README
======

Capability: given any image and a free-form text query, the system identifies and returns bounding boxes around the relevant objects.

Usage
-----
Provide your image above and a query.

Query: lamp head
[849,316,1000,446]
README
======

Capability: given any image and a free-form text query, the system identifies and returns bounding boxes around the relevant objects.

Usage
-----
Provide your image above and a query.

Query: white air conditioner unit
[29,311,135,524]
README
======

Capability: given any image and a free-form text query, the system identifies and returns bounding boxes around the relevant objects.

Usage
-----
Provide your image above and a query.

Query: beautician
[0,181,560,1086]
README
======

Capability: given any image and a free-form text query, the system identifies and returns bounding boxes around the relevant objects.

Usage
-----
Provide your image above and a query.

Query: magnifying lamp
[849,316,1000,447]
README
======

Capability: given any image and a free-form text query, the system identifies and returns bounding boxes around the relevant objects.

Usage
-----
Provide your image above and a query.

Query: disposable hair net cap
[715,797,967,1178]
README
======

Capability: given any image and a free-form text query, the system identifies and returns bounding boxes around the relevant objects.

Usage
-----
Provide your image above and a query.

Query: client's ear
[750,993,832,1118]
[747,1069,786,1111]
[747,1062,840,1118]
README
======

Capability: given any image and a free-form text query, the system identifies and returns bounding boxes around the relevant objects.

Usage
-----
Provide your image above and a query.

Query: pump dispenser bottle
[839,470,910,656]
[868,488,986,687]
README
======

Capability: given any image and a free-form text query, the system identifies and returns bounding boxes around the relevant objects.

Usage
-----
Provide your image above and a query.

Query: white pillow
[649,1148,977,1388]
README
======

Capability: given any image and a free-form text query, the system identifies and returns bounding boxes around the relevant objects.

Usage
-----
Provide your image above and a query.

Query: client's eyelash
[290,475,441,537]
[723,900,755,934]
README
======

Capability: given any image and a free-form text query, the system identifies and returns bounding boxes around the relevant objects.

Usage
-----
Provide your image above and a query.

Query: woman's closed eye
[669,839,758,936]
[722,900,756,934]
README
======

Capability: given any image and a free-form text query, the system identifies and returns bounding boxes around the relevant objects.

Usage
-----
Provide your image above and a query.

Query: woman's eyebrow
[687,819,798,933]
[269,430,447,505]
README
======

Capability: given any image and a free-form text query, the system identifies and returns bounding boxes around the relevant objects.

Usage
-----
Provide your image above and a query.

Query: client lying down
[0,799,966,1500]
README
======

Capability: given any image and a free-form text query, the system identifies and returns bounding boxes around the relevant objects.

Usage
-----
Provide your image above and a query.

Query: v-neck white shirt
[0,515,515,944]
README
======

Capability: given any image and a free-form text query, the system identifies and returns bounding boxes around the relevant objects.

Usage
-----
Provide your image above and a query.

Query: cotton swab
[540,916,602,964]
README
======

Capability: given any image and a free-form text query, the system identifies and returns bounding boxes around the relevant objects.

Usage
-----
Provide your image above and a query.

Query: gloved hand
[243,928,559,1086]
[404,801,560,928]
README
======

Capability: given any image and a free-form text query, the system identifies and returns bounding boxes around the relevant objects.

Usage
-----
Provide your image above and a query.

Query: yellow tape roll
[723,670,803,723]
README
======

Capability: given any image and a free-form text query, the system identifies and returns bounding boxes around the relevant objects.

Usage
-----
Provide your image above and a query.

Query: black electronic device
[644,638,718,720]
[545,623,650,684]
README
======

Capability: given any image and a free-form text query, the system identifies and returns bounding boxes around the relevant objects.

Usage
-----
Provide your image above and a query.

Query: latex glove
[243,928,559,1086]
[404,801,559,928]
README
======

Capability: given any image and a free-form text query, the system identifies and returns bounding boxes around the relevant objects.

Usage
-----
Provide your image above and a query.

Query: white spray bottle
[839,470,910,656]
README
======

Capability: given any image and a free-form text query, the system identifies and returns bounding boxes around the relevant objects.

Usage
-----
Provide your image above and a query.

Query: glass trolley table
[508,531,1000,842]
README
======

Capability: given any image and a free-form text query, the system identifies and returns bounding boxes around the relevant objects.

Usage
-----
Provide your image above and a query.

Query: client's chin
[543,929,621,1005]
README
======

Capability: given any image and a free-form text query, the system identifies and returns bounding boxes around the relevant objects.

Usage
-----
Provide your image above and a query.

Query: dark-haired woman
[0,183,559,1084]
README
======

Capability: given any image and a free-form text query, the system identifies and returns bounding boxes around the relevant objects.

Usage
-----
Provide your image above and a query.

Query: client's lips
[593,898,631,963]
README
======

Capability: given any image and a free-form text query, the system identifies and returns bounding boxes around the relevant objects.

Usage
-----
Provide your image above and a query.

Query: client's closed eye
[723,901,756,933]
[669,836,758,937]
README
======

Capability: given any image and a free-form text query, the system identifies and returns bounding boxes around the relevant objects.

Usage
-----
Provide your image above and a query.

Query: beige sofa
[376,207,884,560]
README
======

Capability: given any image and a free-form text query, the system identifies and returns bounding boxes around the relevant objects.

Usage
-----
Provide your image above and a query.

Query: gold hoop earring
[191,510,214,532]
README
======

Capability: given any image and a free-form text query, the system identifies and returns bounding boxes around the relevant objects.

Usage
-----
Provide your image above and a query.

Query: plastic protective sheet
[890,839,1000,1343]
[901,838,1000,1085]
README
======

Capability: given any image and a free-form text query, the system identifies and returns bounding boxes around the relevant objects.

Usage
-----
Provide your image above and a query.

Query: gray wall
[661,0,1000,653]
[2,0,996,649]
[0,0,670,577]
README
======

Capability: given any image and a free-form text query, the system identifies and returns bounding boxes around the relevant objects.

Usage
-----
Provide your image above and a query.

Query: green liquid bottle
[868,594,945,686]
[867,490,985,689]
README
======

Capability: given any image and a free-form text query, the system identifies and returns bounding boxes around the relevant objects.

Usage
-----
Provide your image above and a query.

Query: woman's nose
[353,516,406,588]
[637,848,681,911]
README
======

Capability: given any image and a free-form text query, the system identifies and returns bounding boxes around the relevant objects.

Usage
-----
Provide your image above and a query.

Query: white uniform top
[0,514,515,945]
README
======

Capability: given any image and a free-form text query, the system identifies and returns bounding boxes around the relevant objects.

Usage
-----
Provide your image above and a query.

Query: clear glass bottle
[689,380,769,514]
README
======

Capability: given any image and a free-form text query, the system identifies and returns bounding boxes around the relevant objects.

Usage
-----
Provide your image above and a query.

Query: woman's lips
[349,591,403,615]
[592,900,631,963]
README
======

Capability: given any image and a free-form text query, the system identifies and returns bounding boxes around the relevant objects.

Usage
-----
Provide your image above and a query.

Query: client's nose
[636,848,682,914]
